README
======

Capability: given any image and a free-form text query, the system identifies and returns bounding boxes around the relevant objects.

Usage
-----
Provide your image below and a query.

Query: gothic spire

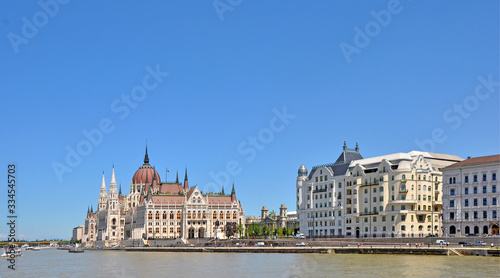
[221,185,225,195]
[343,140,347,151]
[231,183,235,195]
[119,184,122,196]
[101,171,106,189]
[87,206,90,214]
[355,141,359,152]
[183,168,189,190]
[91,205,93,213]
[144,144,149,164]
[111,165,116,184]
[176,171,179,183]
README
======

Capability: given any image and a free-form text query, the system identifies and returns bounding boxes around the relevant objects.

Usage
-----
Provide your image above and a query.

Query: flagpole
[166,167,168,182]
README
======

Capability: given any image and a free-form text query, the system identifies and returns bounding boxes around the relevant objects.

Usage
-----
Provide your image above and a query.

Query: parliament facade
[82,147,245,246]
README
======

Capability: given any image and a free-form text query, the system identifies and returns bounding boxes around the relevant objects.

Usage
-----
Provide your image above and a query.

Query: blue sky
[0,1,498,240]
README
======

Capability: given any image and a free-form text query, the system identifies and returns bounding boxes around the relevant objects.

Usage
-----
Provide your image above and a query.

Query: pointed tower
[355,141,359,153]
[87,206,90,215]
[176,171,179,184]
[107,166,121,243]
[98,172,108,211]
[183,168,189,190]
[144,145,149,164]
[119,184,122,196]
[91,204,94,213]
[231,183,236,202]
[343,140,347,151]
[221,185,225,195]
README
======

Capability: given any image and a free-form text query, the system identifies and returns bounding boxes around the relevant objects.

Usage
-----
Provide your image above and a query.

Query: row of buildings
[296,141,499,238]
[76,143,498,244]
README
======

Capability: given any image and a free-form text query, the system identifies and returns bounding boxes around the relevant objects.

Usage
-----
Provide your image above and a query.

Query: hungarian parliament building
[82,147,245,246]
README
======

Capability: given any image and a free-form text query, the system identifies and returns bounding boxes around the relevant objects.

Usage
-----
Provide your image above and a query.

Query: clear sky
[0,1,498,240]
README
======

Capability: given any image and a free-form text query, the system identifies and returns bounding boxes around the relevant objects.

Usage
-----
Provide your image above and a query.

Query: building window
[493,211,497,219]
[465,187,469,195]
[449,212,454,220]
[465,199,469,207]
[483,211,487,219]
[474,211,478,219]
[493,197,497,205]
[473,175,478,182]
[450,189,455,196]
[493,173,497,180]
[474,187,478,194]
[474,199,478,206]
[450,200,455,207]
[483,174,487,181]
[465,176,469,183]
[483,186,487,193]
[483,198,487,206]
[453,177,456,184]
[465,212,469,219]
[493,185,497,193]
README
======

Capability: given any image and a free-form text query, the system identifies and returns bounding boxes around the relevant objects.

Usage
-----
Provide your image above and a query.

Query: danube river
[2,249,499,277]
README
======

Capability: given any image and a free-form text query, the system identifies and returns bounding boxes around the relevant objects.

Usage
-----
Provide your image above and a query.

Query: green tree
[236,223,244,237]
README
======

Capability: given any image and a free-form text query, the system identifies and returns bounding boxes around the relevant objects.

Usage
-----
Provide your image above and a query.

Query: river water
[1,248,499,277]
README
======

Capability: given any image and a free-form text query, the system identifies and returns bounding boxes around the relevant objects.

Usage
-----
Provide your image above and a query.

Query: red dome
[132,164,161,184]
[132,146,161,184]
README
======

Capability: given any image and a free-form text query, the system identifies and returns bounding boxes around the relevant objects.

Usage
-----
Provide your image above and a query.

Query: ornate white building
[296,141,363,238]
[442,154,500,236]
[344,151,462,238]
[82,147,245,246]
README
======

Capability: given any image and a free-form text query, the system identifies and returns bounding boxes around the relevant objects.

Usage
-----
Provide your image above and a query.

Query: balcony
[313,188,327,193]
[401,179,407,183]
[399,189,408,193]
[360,182,379,187]
[360,211,379,216]
[388,199,417,204]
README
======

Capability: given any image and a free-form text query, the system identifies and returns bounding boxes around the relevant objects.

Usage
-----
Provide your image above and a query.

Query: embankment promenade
[123,245,499,257]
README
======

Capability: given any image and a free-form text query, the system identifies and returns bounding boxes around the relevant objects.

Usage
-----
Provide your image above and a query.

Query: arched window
[213,212,217,219]
[402,174,406,180]
[177,211,181,219]
[233,212,237,219]
[170,212,174,219]
[163,212,167,220]
[401,225,406,231]
[220,212,224,219]
[148,213,152,220]
[155,212,160,220]
[226,211,230,219]
[187,211,191,219]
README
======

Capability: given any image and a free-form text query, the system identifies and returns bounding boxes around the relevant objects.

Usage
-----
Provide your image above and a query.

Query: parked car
[458,242,470,246]
[272,242,282,247]
[204,243,213,247]
[295,233,306,239]
[255,242,265,247]
[472,241,486,246]
[295,242,306,247]
[435,240,449,245]
[187,244,195,247]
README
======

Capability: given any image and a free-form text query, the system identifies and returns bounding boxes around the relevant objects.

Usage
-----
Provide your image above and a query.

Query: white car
[295,242,306,247]
[295,233,306,239]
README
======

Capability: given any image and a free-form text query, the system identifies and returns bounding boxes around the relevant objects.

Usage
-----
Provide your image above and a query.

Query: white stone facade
[442,155,500,236]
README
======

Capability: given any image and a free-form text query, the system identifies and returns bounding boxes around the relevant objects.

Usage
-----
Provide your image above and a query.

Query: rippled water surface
[1,249,499,277]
